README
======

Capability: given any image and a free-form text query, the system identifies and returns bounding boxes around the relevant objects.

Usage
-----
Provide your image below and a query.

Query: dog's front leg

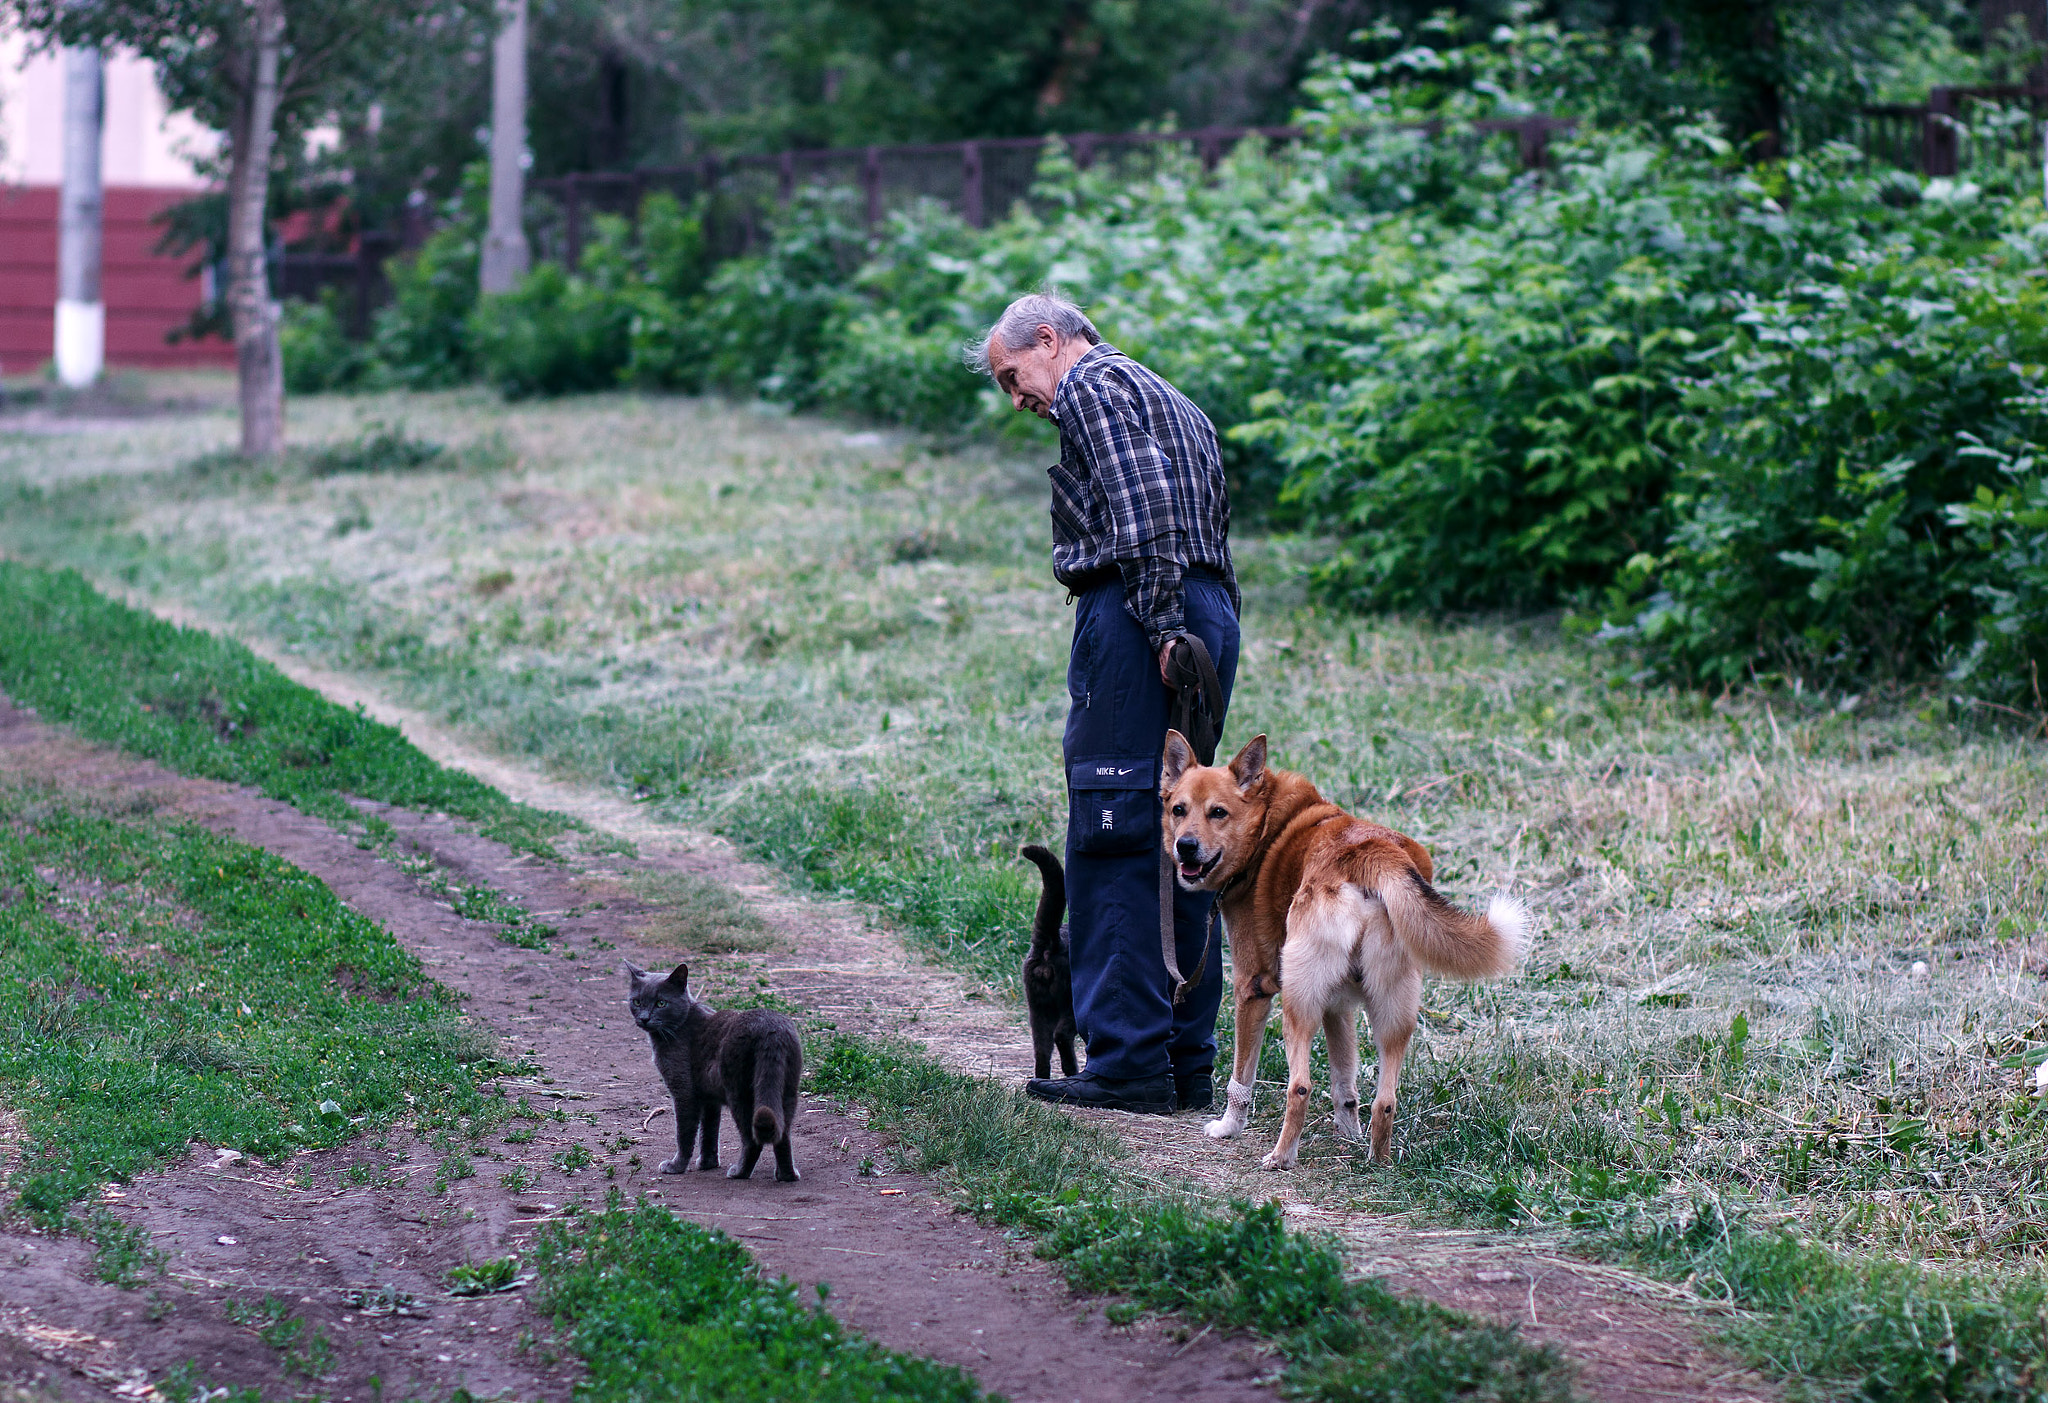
[1206,980,1272,1141]
[1261,999,1319,1171]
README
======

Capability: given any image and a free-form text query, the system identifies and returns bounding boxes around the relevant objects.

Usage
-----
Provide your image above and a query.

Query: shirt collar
[1051,342,1115,423]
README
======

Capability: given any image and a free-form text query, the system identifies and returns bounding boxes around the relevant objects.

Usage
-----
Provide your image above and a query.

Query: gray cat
[624,961,802,1182]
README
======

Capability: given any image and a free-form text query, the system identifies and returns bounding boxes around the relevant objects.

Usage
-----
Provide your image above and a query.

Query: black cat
[624,961,801,1182]
[1018,844,1078,1080]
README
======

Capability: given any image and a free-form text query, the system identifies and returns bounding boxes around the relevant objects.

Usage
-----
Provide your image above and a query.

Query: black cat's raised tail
[1020,843,1065,953]
[1018,844,1078,1080]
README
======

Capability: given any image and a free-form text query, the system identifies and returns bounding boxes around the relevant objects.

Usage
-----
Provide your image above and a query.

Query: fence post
[863,145,883,226]
[1518,118,1550,170]
[779,150,795,202]
[961,140,984,227]
[1199,129,1224,171]
[1923,87,1960,176]
[563,175,585,268]
[1073,133,1097,170]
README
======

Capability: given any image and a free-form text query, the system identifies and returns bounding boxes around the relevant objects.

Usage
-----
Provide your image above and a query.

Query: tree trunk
[228,0,286,458]
[56,45,104,389]
[480,0,531,294]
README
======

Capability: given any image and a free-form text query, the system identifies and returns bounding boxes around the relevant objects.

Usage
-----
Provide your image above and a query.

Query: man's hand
[1159,640,1176,686]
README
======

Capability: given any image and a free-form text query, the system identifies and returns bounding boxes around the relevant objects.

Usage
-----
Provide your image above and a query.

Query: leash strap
[1160,632,1224,1005]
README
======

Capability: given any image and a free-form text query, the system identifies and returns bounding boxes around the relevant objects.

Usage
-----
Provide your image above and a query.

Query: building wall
[0,29,233,371]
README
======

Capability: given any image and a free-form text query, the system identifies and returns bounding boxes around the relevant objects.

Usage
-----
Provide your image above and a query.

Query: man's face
[987,326,1066,420]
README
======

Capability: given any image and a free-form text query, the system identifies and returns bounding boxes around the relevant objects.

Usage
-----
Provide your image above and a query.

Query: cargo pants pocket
[1067,756,1158,856]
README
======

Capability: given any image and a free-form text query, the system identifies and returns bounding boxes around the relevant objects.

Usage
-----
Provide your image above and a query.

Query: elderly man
[978,292,1240,1115]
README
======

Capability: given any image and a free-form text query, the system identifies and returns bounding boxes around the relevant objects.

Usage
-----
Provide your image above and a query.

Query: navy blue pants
[1063,575,1239,1084]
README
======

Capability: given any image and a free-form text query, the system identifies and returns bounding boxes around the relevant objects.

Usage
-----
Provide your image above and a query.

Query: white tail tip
[1488,895,1529,967]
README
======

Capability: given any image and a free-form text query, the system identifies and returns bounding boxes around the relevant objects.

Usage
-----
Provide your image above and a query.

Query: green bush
[280,291,369,394]
[1946,434,2048,707]
[370,169,487,388]
[471,215,645,399]
[1620,215,2048,691]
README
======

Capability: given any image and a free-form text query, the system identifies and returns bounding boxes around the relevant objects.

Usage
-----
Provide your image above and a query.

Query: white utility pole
[56,44,104,388]
[479,0,531,293]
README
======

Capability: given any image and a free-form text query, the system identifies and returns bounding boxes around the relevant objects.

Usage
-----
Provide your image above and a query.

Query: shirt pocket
[1067,755,1158,856]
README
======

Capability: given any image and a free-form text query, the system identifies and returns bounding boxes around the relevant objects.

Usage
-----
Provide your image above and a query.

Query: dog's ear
[1228,734,1268,792]
[1161,729,1195,794]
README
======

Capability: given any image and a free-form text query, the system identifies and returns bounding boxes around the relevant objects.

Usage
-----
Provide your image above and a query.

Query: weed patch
[619,868,780,954]
[530,1194,988,1403]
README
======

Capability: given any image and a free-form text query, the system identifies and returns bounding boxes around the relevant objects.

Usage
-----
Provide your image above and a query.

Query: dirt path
[0,695,1267,1403]
[214,642,1778,1403]
[0,627,1780,1403]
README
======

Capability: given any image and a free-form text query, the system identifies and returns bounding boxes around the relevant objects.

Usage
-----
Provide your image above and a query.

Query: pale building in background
[1,29,232,373]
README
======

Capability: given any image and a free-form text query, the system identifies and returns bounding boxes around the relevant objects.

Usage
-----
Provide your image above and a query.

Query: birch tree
[6,0,485,456]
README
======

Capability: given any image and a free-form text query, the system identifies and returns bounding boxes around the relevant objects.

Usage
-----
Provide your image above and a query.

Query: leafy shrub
[1621,216,2048,689]
[370,169,486,389]
[280,292,369,394]
[471,215,645,399]
[688,188,866,401]
[1945,435,2048,708]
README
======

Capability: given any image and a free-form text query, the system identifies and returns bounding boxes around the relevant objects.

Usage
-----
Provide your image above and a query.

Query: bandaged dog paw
[1203,1116,1242,1140]
[1260,1149,1296,1171]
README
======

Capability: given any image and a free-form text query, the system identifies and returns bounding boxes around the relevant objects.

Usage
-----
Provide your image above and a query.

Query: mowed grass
[4,382,2048,1390]
[0,782,505,1222]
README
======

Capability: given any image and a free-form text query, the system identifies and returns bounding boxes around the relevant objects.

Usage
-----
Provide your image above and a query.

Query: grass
[618,868,782,953]
[0,781,510,1223]
[529,1190,989,1403]
[0,558,575,859]
[3,383,2048,1391]
[807,1031,1573,1402]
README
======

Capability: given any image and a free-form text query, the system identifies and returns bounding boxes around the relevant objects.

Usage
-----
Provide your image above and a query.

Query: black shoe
[1024,1072,1175,1115]
[1176,1074,1213,1112]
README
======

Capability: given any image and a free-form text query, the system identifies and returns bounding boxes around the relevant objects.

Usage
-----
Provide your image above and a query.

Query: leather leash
[1159,632,1225,1005]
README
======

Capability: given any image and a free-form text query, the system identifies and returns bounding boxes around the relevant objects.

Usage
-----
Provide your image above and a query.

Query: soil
[0,645,1780,1403]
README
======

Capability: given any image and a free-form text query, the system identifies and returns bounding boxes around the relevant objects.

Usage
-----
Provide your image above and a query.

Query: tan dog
[1162,731,1525,1168]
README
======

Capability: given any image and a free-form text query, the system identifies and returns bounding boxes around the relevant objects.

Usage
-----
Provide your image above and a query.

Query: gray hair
[968,293,1100,376]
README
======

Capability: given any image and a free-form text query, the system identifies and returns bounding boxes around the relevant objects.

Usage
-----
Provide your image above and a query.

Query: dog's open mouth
[1177,854,1219,885]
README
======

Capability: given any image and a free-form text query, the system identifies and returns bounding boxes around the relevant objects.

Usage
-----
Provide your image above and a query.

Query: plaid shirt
[1048,344,1239,651]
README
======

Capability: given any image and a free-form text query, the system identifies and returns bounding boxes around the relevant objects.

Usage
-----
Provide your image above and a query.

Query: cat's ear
[663,962,691,995]
[622,960,649,987]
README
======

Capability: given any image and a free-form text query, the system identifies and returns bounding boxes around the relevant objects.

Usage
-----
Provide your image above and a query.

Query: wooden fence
[526,116,1577,267]
[1851,85,2048,175]
[282,90,2044,332]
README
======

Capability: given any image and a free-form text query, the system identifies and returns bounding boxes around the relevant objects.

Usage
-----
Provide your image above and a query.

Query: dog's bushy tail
[1019,844,1066,955]
[1382,869,1526,980]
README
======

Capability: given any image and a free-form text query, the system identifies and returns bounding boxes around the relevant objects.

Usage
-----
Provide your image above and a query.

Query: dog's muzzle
[1174,837,1219,886]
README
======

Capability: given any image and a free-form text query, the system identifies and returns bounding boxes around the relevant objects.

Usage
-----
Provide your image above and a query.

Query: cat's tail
[752,1041,795,1144]
[1019,844,1066,954]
